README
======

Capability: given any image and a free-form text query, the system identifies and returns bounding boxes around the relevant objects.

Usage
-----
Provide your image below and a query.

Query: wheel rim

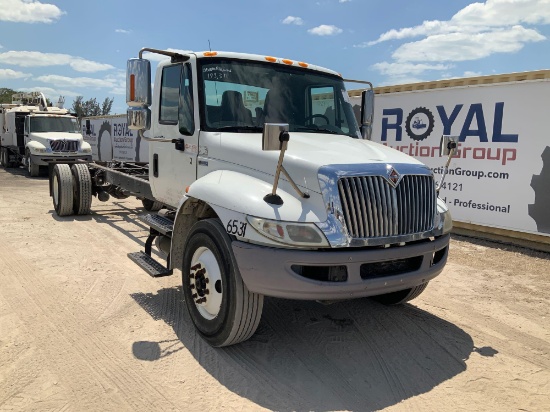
[27,155,31,174]
[53,174,59,206]
[189,246,223,320]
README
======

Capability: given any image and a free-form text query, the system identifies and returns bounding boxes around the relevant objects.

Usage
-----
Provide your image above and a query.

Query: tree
[0,88,18,104]
[72,96,114,119]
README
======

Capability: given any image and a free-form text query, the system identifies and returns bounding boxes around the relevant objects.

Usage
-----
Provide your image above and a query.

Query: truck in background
[0,92,92,176]
[47,48,453,347]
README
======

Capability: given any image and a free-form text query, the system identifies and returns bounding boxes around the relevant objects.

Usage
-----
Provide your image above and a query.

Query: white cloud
[308,24,343,36]
[369,0,550,45]
[115,29,131,34]
[18,87,80,100]
[282,16,303,25]
[463,71,483,77]
[0,51,114,72]
[393,25,545,62]
[0,0,65,23]
[34,74,116,88]
[339,0,351,2]
[372,62,453,76]
[0,68,31,80]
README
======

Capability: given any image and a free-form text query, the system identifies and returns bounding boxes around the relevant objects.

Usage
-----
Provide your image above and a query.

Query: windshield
[199,58,361,138]
[30,116,79,133]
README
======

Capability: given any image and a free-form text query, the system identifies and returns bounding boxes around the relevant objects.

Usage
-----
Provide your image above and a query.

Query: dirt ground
[0,166,549,412]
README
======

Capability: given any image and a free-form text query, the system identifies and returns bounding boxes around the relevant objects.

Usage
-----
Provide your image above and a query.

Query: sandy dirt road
[0,167,549,412]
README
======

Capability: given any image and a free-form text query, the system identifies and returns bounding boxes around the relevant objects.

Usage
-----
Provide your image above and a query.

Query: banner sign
[351,80,550,237]
[82,115,149,163]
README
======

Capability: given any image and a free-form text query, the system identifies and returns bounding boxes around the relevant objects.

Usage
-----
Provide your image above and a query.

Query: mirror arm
[280,165,309,199]
[436,141,458,194]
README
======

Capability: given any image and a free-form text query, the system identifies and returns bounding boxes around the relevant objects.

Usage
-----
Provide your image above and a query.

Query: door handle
[172,138,185,151]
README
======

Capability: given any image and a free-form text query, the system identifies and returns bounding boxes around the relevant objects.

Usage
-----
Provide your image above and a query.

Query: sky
[0,0,549,114]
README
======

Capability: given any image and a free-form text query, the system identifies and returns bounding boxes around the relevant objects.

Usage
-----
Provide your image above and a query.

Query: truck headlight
[248,216,329,247]
[80,142,92,153]
[437,198,453,234]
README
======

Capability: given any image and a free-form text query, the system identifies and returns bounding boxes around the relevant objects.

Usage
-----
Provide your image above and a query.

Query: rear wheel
[26,151,40,177]
[52,164,74,216]
[182,219,264,347]
[0,148,6,167]
[71,164,92,215]
[371,282,429,305]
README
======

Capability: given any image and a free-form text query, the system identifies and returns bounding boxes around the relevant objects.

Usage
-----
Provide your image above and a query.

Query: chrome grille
[50,140,78,152]
[338,175,436,238]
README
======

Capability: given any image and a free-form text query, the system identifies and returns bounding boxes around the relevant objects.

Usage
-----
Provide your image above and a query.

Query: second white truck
[48,48,453,347]
[0,92,92,176]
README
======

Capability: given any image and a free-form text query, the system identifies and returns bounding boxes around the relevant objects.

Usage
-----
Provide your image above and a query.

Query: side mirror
[126,58,152,108]
[360,89,374,140]
[262,123,289,151]
[440,135,459,156]
[126,58,152,132]
[436,135,459,193]
[127,107,151,131]
[85,119,91,135]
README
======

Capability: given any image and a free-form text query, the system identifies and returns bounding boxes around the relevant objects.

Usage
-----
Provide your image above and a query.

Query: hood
[215,132,426,194]
[31,132,82,141]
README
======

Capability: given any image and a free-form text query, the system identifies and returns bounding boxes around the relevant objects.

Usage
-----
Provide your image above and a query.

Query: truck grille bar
[337,175,436,239]
[50,140,78,152]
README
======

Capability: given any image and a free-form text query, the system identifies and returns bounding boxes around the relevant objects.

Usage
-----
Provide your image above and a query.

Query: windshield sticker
[203,66,232,81]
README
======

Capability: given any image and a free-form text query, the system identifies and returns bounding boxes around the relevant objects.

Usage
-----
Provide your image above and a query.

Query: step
[139,213,174,236]
[128,251,173,277]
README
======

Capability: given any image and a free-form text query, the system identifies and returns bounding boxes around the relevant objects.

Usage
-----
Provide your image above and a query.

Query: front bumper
[233,234,450,300]
[31,153,92,166]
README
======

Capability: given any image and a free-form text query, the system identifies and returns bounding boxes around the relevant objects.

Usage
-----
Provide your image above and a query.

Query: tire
[71,164,92,215]
[372,282,429,305]
[52,164,74,216]
[0,148,6,168]
[142,198,163,211]
[26,151,40,177]
[182,219,264,347]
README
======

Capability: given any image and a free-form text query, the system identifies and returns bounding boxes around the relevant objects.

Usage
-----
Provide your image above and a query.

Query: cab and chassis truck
[47,48,452,347]
[0,92,92,176]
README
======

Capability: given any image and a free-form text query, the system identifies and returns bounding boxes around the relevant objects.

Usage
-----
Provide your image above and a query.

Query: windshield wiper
[295,126,339,135]
[216,125,263,133]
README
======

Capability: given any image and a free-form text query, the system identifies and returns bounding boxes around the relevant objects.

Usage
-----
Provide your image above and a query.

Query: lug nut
[190,284,195,289]
[196,268,206,276]
[204,289,210,295]
[205,278,210,284]
[191,263,202,271]
[192,293,197,299]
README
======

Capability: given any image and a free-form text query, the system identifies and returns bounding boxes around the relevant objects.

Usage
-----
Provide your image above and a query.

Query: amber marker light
[298,62,308,68]
[265,56,277,62]
[185,186,190,193]
[203,51,218,57]
[129,74,135,101]
[282,59,293,65]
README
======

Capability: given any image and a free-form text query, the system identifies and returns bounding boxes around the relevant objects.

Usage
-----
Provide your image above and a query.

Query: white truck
[48,48,452,347]
[0,92,92,176]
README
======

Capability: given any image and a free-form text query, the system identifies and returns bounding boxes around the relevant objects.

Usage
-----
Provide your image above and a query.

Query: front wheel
[26,151,40,177]
[371,282,429,305]
[182,219,264,347]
